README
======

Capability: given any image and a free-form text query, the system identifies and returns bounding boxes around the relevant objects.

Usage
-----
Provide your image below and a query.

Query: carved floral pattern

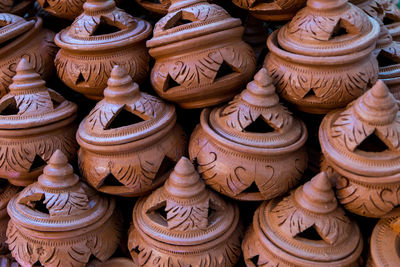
[37,0,85,20]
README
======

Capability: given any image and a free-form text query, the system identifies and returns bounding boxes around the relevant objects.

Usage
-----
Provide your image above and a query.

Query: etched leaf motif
[221,95,255,130]
[14,92,53,115]
[43,189,90,216]
[165,200,209,230]
[86,102,124,131]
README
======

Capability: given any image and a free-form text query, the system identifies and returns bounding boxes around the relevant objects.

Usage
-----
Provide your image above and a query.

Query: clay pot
[368,216,400,267]
[242,172,363,266]
[0,180,19,255]
[319,80,400,218]
[128,157,242,266]
[383,0,400,41]
[232,0,306,21]
[37,0,85,20]
[135,0,171,14]
[265,0,380,114]
[0,58,78,186]
[147,0,256,109]
[6,150,122,267]
[77,65,187,197]
[0,13,57,98]
[88,257,138,267]
[189,68,308,201]
[0,0,34,15]
[54,0,152,100]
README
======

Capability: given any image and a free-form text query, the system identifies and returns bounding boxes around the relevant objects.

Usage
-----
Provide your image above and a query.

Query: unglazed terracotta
[147,0,256,109]
[189,68,308,201]
[0,58,77,186]
[368,216,400,267]
[383,0,400,41]
[0,180,19,255]
[232,0,306,21]
[135,0,171,14]
[77,65,186,197]
[128,157,242,266]
[6,150,122,267]
[88,257,138,267]
[55,0,152,100]
[265,0,380,114]
[320,80,400,218]
[37,0,85,20]
[0,0,34,15]
[242,172,363,266]
[0,13,57,98]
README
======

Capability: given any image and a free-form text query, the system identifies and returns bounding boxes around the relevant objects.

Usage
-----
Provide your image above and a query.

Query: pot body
[37,0,85,20]
[189,124,308,201]
[55,44,149,100]
[380,65,400,100]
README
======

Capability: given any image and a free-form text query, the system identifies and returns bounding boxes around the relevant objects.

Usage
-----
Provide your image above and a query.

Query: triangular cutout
[99,173,125,187]
[330,20,348,39]
[41,0,50,8]
[106,108,144,129]
[242,181,260,193]
[377,51,399,67]
[304,89,317,98]
[244,116,275,133]
[33,261,41,266]
[153,157,175,182]
[164,75,180,92]
[154,203,168,220]
[27,194,50,215]
[250,255,259,266]
[75,72,85,85]
[214,61,235,81]
[356,133,389,152]
[383,16,395,25]
[131,245,141,256]
[0,100,18,115]
[296,226,323,241]
[29,155,47,172]
[92,19,121,36]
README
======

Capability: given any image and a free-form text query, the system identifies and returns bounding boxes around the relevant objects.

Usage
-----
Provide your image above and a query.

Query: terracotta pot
[6,150,122,267]
[232,0,306,21]
[319,80,400,218]
[54,0,152,100]
[0,58,78,186]
[0,180,19,255]
[383,0,400,41]
[77,65,187,197]
[37,0,85,20]
[368,216,400,267]
[189,68,308,201]
[242,172,363,266]
[128,157,242,266]
[0,0,34,15]
[265,0,380,114]
[88,257,138,267]
[135,0,171,14]
[0,13,57,98]
[147,0,256,109]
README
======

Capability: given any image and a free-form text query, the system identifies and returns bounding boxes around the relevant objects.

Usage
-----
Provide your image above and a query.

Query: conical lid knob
[103,65,140,103]
[9,58,47,94]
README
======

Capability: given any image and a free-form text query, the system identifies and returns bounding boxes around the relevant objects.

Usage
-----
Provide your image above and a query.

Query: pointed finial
[354,80,398,125]
[294,172,337,214]
[9,58,46,93]
[103,65,140,103]
[38,150,78,188]
[241,68,279,108]
[164,157,206,199]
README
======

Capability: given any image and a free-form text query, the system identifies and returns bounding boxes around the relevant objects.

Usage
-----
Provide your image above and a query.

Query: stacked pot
[0,0,398,266]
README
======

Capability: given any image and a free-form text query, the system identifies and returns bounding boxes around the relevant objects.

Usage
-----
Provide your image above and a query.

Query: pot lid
[7,150,115,232]
[77,65,177,146]
[319,80,400,177]
[276,0,380,57]
[0,58,77,130]
[0,13,34,46]
[256,172,361,262]
[147,0,242,48]
[0,179,18,212]
[55,0,151,51]
[132,157,239,247]
[206,68,307,150]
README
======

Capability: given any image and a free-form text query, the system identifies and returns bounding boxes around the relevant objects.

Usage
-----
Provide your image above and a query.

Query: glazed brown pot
[55,0,152,100]
[320,80,400,218]
[265,0,380,114]
[0,59,78,186]
[232,0,306,21]
[0,13,57,98]
[242,172,363,266]
[0,0,34,15]
[128,157,242,266]
[147,0,256,109]
[0,180,19,255]
[37,0,85,20]
[77,65,187,197]
[368,216,400,267]
[189,68,308,201]
[6,150,122,267]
